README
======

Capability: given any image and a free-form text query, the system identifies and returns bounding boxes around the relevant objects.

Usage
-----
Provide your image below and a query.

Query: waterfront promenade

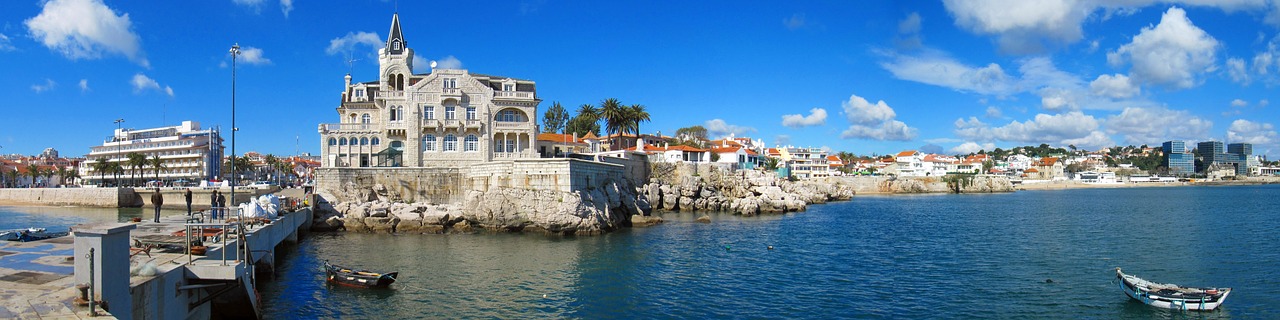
[0,202,311,319]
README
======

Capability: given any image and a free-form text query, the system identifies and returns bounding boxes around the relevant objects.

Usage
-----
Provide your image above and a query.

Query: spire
[386,13,405,55]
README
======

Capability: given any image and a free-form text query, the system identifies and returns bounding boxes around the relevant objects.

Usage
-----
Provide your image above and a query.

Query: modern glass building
[1162,140,1194,176]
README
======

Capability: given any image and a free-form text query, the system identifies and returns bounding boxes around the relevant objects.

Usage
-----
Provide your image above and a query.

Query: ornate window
[423,106,434,120]
[466,107,476,120]
[328,138,337,146]
[443,135,457,151]
[361,114,371,124]
[506,139,516,153]
[390,106,402,122]
[339,138,348,145]
[494,139,504,153]
[445,106,456,120]
[372,137,380,145]
[360,137,369,145]
[464,135,478,151]
[423,135,436,151]
[497,109,524,122]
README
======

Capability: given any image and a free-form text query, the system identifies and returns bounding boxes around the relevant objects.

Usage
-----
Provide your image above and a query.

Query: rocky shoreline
[640,163,855,216]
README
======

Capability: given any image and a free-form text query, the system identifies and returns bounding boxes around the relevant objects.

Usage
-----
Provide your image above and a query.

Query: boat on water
[1116,268,1231,311]
[324,260,398,288]
[0,228,69,242]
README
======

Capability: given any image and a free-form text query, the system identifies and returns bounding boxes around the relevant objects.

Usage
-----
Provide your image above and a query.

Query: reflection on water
[0,206,191,231]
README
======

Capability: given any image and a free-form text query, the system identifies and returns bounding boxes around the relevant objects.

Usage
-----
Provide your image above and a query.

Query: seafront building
[1161,140,1194,176]
[318,13,540,168]
[80,120,224,186]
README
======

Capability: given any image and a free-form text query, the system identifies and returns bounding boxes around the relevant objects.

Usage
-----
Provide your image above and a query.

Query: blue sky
[2,0,1279,159]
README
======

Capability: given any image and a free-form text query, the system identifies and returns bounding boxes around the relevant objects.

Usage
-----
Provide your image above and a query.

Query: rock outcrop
[640,162,855,216]
[312,179,650,235]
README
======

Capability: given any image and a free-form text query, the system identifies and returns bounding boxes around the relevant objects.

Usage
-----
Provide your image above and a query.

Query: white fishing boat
[1116,268,1231,311]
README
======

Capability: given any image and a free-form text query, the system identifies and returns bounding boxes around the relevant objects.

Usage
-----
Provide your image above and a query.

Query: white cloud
[942,0,1089,54]
[1231,99,1248,107]
[280,0,294,17]
[434,56,463,69]
[1105,107,1212,144]
[954,112,1114,149]
[412,55,429,73]
[25,0,148,67]
[1262,99,1270,107]
[326,31,382,56]
[704,119,756,139]
[896,12,923,50]
[781,108,828,128]
[131,73,173,97]
[1089,73,1140,99]
[1107,7,1219,89]
[942,1,1268,54]
[985,106,1003,118]
[783,13,806,30]
[0,34,14,52]
[232,0,265,13]
[880,51,1016,96]
[31,79,56,93]
[1227,57,1251,84]
[774,135,791,146]
[1228,119,1277,145]
[79,79,89,92]
[236,46,271,65]
[950,141,996,155]
[840,94,917,141]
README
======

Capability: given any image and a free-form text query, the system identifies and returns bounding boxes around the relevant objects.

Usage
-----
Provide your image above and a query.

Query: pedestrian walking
[151,190,164,223]
[216,192,227,220]
[184,188,193,215]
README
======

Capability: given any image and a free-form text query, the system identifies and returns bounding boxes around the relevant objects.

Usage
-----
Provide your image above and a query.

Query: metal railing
[184,206,245,265]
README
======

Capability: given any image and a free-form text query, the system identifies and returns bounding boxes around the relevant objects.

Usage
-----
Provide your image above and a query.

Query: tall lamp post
[230,43,241,216]
[114,118,124,187]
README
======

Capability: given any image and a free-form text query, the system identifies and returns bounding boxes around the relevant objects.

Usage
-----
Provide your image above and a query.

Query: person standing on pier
[216,192,227,220]
[184,188,193,215]
[211,190,221,219]
[151,189,164,223]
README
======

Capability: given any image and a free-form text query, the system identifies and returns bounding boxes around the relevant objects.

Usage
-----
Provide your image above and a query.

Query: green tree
[0,167,7,188]
[149,154,166,185]
[264,154,279,184]
[40,167,55,187]
[541,102,569,133]
[982,159,995,173]
[127,152,147,187]
[627,104,651,136]
[675,125,708,141]
[24,164,38,188]
[93,157,110,186]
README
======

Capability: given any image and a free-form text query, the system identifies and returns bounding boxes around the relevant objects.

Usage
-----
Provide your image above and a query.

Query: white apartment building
[318,13,541,168]
[81,121,224,186]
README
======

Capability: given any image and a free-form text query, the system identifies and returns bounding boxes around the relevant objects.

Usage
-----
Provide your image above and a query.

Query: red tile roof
[896,150,918,157]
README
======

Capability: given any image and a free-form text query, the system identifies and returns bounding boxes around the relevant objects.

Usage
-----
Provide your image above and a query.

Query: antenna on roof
[346,56,360,75]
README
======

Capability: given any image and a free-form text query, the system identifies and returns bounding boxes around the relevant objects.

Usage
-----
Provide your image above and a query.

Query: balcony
[494,91,534,100]
[377,91,405,99]
[493,121,532,130]
[320,123,379,133]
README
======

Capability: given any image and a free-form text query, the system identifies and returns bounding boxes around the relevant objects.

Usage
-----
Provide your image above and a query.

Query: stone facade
[318,13,540,169]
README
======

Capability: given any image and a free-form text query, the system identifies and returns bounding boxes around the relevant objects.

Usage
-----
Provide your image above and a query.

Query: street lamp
[114,118,124,187]
[230,43,241,215]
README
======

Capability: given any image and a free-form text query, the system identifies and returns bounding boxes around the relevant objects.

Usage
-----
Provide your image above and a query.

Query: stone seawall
[311,156,651,235]
[0,188,134,207]
[832,175,1015,194]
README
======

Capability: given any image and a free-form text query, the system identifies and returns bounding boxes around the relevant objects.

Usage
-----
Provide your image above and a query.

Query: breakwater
[0,187,137,207]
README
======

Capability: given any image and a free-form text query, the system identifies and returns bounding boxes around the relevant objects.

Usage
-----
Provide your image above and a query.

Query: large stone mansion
[319,13,540,168]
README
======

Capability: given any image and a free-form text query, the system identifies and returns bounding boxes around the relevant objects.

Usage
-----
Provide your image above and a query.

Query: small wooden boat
[324,261,397,288]
[1116,268,1231,311]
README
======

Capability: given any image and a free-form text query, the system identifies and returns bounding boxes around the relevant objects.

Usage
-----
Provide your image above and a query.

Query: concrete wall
[0,188,133,207]
[135,187,278,210]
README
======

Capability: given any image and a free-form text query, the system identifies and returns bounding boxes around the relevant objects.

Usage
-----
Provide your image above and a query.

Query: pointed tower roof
[386,13,406,55]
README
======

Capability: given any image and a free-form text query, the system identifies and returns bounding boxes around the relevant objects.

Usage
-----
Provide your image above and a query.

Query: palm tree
[149,154,166,186]
[56,166,69,187]
[24,164,39,188]
[127,152,147,187]
[576,104,599,123]
[0,167,6,188]
[598,98,626,150]
[264,154,279,184]
[110,162,125,186]
[40,168,55,188]
[627,104,650,137]
[93,157,110,186]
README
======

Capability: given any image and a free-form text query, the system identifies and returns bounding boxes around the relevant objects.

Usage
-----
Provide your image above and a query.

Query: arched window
[339,138,348,145]
[361,114,371,124]
[444,135,457,152]
[372,137,380,145]
[423,135,436,151]
[496,109,525,122]
[360,137,369,145]
[464,135,478,151]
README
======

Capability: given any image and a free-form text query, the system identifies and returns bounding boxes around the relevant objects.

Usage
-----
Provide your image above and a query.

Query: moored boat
[324,260,398,288]
[1116,268,1231,311]
[0,228,69,242]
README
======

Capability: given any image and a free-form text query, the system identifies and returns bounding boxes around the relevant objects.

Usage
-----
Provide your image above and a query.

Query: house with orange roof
[895,150,926,176]
[1031,157,1065,180]
[711,145,759,170]
[536,132,595,157]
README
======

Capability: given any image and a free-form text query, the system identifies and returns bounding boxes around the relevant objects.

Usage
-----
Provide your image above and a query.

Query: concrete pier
[0,203,312,319]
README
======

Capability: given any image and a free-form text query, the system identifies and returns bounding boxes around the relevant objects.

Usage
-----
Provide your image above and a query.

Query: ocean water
[257,184,1280,319]
[7,185,1278,318]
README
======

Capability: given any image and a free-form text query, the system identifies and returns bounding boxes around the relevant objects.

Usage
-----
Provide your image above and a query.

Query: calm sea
[5,185,1277,318]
